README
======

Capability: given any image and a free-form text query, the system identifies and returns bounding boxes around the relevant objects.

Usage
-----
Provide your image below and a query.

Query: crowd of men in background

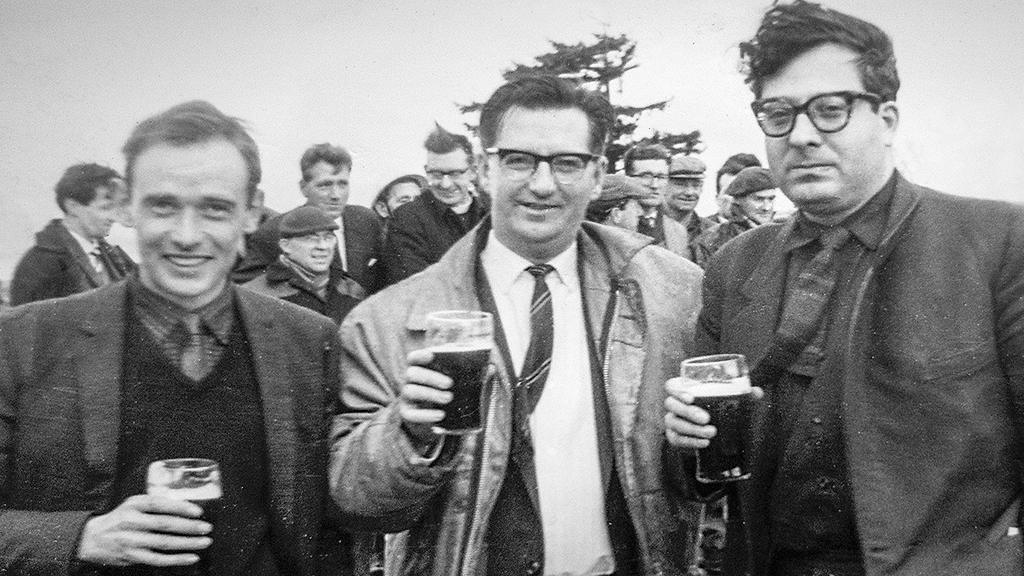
[1,1,1022,576]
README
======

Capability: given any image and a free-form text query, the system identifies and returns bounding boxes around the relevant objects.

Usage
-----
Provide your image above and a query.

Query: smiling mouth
[165,255,211,267]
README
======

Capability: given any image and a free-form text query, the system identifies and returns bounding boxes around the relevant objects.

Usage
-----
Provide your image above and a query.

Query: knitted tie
[178,315,208,381]
[772,226,851,370]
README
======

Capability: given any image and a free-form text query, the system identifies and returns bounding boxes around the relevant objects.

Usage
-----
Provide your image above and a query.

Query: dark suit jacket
[233,205,383,294]
[11,219,135,307]
[696,174,1024,576]
[0,282,349,576]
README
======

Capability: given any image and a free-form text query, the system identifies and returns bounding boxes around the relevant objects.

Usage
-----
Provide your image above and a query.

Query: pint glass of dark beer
[681,354,753,483]
[425,310,493,435]
[147,458,222,575]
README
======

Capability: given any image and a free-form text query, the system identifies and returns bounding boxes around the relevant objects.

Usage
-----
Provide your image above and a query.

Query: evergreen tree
[458,32,703,171]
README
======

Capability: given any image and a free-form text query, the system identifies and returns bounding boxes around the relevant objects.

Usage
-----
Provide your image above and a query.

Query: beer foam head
[683,376,751,397]
[148,481,223,500]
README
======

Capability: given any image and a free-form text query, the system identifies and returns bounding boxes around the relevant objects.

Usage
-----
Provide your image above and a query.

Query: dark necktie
[95,239,129,280]
[772,226,851,368]
[519,264,555,414]
[178,315,208,381]
[508,264,555,498]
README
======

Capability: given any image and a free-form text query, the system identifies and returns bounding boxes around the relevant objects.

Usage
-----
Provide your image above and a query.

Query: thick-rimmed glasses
[485,147,598,185]
[751,91,882,137]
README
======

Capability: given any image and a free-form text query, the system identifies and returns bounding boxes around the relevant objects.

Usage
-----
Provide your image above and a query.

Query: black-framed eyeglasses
[751,91,882,137]
[485,148,598,184]
[627,172,669,186]
[425,168,470,181]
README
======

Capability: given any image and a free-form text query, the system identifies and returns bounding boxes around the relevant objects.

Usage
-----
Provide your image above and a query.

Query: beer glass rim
[681,353,746,366]
[426,310,493,322]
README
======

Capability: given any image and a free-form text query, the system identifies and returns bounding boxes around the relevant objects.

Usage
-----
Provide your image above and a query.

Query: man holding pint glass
[330,75,705,575]
[667,2,1024,576]
[0,101,352,575]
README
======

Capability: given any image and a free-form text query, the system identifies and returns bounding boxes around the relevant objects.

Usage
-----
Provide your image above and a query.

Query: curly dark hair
[740,1,899,101]
[54,163,122,213]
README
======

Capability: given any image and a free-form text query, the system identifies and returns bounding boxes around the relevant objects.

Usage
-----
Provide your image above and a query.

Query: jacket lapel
[76,284,127,501]
[235,290,298,533]
[58,224,106,288]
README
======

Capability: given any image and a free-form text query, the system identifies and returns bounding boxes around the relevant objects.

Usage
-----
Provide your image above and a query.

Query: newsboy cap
[724,166,776,198]
[586,174,652,222]
[668,155,706,179]
[279,205,339,238]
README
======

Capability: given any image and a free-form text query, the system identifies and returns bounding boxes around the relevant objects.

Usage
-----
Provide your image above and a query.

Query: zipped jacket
[330,220,704,575]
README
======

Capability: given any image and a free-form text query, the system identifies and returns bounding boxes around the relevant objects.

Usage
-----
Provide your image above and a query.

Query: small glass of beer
[424,310,493,435]
[147,458,222,575]
[680,354,753,483]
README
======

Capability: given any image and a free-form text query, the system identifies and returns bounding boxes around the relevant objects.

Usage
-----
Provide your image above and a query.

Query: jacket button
[526,560,542,576]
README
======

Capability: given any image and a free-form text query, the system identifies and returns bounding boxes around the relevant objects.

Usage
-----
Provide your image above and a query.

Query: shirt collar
[128,274,235,345]
[480,230,578,295]
[63,221,98,254]
[784,171,898,252]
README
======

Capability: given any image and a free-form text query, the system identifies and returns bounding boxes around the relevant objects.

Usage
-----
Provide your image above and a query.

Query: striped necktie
[519,264,555,414]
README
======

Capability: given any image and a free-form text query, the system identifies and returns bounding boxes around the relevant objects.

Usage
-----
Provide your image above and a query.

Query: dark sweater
[111,308,279,576]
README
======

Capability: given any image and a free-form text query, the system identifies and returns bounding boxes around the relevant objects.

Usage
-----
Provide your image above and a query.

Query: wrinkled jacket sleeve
[0,308,94,575]
[328,307,462,533]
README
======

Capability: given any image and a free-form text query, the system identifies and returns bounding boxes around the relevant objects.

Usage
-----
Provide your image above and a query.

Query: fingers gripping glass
[486,148,598,184]
[751,91,882,137]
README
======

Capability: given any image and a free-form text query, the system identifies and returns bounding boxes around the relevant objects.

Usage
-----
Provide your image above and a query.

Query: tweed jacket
[10,219,135,306]
[696,174,1024,576]
[330,220,704,576]
[233,205,383,294]
[0,282,349,576]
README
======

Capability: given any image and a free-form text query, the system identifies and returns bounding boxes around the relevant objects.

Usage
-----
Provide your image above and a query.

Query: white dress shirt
[481,231,614,576]
[65,223,105,277]
[334,217,348,270]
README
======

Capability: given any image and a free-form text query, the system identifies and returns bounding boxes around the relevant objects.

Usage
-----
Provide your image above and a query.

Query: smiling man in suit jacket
[232,143,383,294]
[0,100,350,576]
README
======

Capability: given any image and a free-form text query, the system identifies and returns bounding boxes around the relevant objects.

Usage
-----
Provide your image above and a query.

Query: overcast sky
[2,0,1022,280]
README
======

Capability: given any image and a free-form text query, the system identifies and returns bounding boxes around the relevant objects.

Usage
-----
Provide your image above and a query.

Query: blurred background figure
[372,173,426,220]
[244,205,364,325]
[711,153,762,224]
[585,173,650,232]
[695,166,777,267]
[384,124,488,285]
[10,162,135,306]
[664,154,713,262]
[623,143,691,260]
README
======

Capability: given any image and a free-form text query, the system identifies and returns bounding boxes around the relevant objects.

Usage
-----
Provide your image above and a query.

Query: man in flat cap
[244,205,365,325]
[663,154,714,261]
[693,166,777,267]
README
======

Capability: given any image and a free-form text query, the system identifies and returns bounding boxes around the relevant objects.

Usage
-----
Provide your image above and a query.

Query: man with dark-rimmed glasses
[331,74,704,575]
[665,2,1024,575]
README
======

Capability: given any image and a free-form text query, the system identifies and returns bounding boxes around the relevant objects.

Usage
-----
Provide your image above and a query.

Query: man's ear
[590,156,608,201]
[879,101,899,147]
[244,203,260,234]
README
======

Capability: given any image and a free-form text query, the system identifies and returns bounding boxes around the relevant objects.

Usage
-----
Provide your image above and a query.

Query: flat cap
[668,155,706,179]
[279,205,339,238]
[724,167,776,198]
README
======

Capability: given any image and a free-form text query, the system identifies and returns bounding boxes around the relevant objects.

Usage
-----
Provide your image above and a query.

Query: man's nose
[528,162,557,196]
[787,112,823,147]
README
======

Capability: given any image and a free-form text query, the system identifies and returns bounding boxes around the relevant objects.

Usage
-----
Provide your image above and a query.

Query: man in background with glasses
[665,2,1024,575]
[384,123,489,285]
[331,75,704,575]
[624,143,694,260]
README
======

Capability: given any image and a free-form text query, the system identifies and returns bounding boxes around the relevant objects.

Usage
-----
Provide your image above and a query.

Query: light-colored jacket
[329,221,704,576]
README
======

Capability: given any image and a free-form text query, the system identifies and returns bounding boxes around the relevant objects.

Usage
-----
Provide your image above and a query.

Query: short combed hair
[479,75,613,154]
[716,153,762,193]
[54,163,121,213]
[122,100,261,204]
[740,0,900,101]
[623,144,670,174]
[300,143,353,182]
[424,123,473,160]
